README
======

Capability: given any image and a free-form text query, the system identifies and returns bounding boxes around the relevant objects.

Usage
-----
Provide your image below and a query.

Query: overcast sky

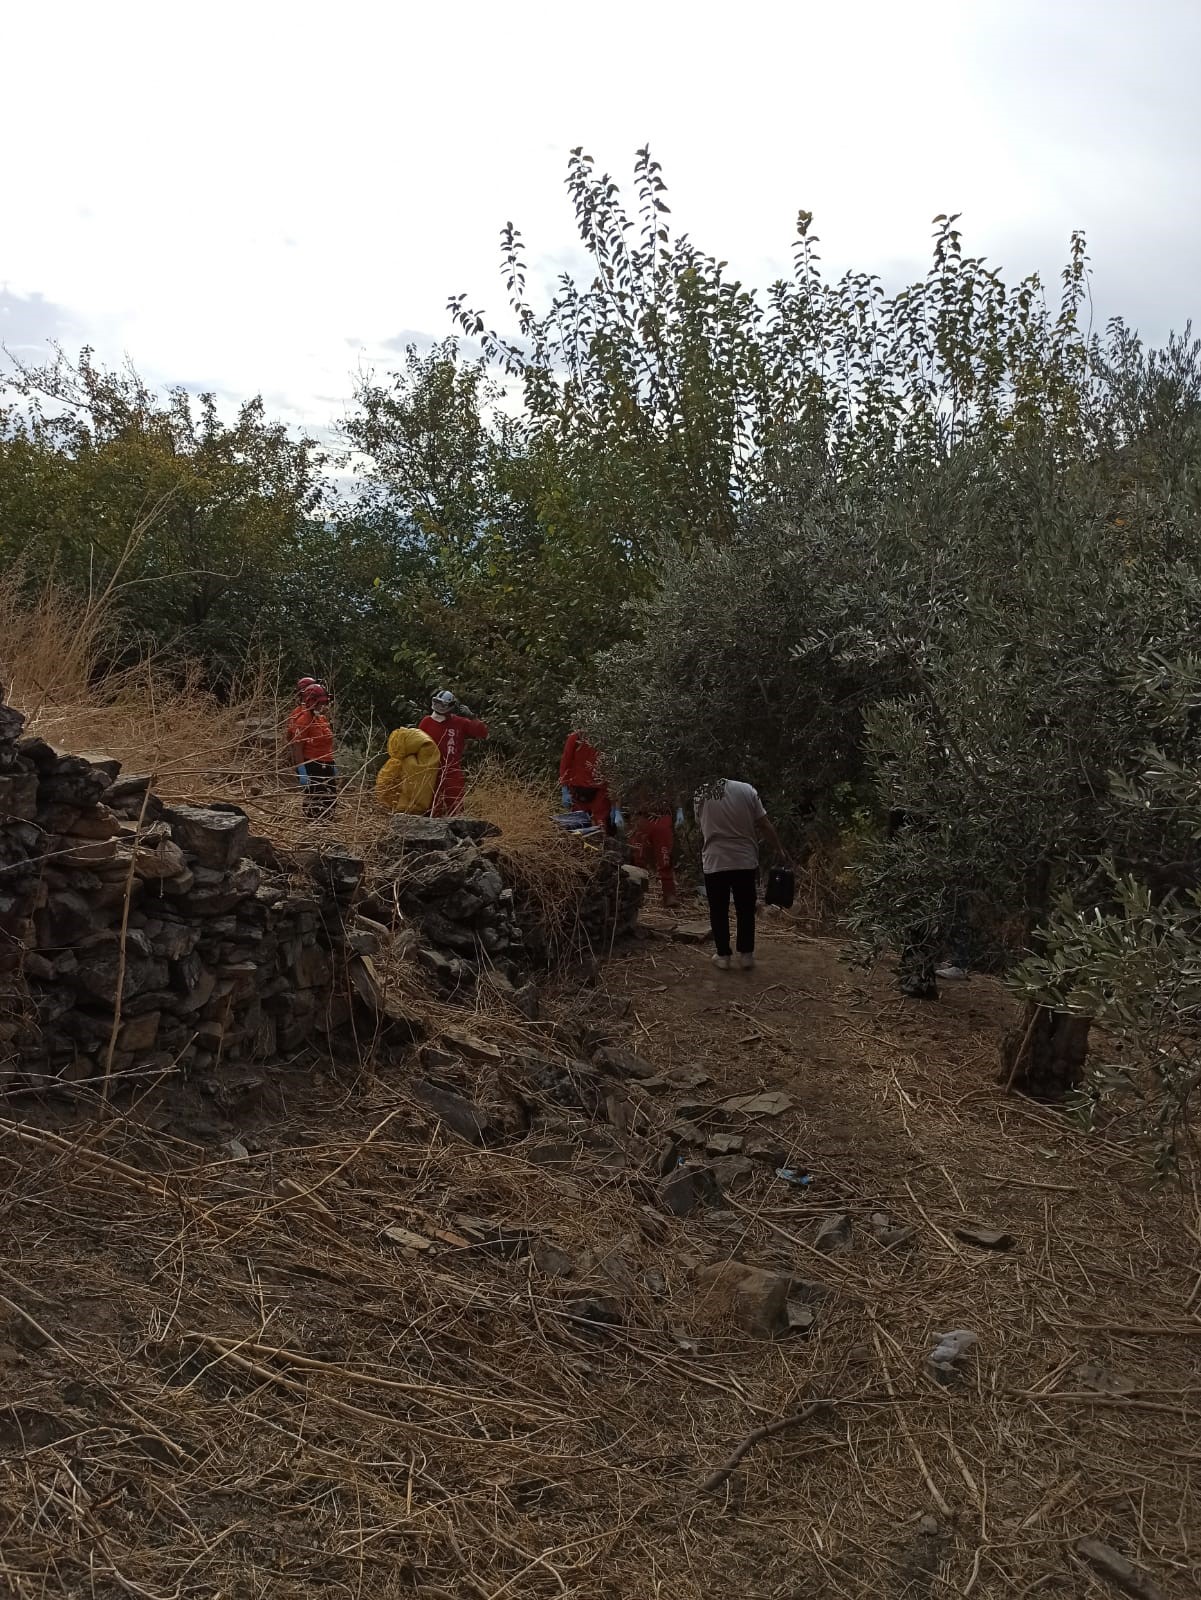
[3,0,1198,436]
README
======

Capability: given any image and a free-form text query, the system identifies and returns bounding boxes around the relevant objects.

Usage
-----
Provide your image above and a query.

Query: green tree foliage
[544,153,1201,1116]
[0,348,326,678]
[568,158,1104,813]
[343,341,644,755]
[452,148,1093,537]
[572,464,900,825]
[854,332,1201,1093]
[1009,654,1201,1158]
[0,348,425,731]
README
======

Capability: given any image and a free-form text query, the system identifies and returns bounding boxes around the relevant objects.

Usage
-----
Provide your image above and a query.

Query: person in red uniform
[286,682,337,819]
[419,690,489,816]
[285,677,317,790]
[558,730,611,831]
[628,794,680,908]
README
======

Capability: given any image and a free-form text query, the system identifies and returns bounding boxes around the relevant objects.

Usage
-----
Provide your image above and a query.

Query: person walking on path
[695,779,787,970]
[419,690,489,816]
[287,682,337,820]
[558,730,612,831]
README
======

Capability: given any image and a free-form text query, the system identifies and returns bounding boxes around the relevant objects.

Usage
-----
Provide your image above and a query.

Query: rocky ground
[1,909,1198,1599]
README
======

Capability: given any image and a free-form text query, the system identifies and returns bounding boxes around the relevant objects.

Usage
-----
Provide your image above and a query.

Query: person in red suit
[629,808,679,908]
[286,682,338,820]
[419,690,488,816]
[558,730,611,830]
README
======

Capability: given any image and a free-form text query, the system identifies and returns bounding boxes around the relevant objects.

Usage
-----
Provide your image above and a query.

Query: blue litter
[554,811,595,831]
[776,1167,811,1188]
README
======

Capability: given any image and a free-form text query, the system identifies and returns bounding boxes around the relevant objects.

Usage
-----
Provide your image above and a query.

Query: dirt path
[597,911,1201,1597]
[2,918,1198,1599]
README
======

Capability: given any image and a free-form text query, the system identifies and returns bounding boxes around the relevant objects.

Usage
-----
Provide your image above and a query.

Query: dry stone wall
[0,698,646,1095]
[0,698,376,1093]
[363,814,646,997]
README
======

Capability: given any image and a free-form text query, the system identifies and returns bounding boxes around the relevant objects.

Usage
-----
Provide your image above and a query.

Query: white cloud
[2,0,1197,428]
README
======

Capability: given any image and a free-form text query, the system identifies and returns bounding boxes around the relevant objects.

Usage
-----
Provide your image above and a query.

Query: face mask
[431,704,448,720]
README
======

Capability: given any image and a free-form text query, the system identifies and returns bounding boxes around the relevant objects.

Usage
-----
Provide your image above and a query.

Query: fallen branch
[701,1401,829,1492]
[0,1118,171,1199]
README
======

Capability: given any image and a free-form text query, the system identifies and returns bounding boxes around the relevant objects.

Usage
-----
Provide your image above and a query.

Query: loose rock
[1076,1538,1164,1600]
[593,1043,658,1081]
[659,1164,723,1216]
[871,1211,916,1249]
[531,1240,576,1278]
[705,1132,744,1156]
[695,1259,791,1336]
[953,1222,1015,1251]
[927,1328,978,1385]
[814,1212,853,1253]
[720,1090,795,1117]
[412,1080,491,1145]
[562,1294,623,1332]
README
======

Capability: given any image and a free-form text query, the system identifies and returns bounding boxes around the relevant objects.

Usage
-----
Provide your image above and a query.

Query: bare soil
[2,911,1198,1599]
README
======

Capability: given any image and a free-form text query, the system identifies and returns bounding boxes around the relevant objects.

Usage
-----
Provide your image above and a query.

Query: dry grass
[1,575,286,804]
[0,582,588,883]
[2,933,1199,1599]
[794,831,857,931]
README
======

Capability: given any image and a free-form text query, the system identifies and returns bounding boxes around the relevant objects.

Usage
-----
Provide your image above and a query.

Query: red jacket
[418,713,488,773]
[287,707,334,764]
[559,731,602,789]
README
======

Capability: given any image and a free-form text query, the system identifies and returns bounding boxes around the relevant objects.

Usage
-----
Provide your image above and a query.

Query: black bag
[765,867,795,909]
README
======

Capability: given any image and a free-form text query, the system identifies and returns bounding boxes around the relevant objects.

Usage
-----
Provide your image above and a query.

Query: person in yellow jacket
[375,725,441,815]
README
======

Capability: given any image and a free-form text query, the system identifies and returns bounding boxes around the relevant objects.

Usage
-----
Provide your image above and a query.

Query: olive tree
[853,331,1201,1094]
[1009,654,1201,1155]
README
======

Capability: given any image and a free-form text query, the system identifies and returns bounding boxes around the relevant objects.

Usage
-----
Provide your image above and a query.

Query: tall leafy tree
[344,341,644,755]
[0,346,325,681]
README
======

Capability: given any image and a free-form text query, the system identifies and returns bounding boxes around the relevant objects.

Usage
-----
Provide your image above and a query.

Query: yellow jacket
[375,726,441,815]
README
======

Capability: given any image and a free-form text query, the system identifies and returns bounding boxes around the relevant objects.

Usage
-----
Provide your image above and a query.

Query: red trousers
[431,767,466,817]
[630,814,676,899]
[570,784,611,830]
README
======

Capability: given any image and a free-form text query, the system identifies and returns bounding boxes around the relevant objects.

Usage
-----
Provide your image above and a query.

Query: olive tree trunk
[1000,1002,1090,1097]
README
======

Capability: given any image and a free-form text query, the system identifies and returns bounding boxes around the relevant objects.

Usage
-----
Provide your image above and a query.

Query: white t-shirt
[695,780,766,874]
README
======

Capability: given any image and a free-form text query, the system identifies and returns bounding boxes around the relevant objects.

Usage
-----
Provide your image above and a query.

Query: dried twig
[701,1401,830,1492]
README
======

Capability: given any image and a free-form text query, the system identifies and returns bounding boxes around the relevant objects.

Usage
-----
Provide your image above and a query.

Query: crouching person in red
[628,795,680,910]
[419,690,488,816]
[558,730,611,831]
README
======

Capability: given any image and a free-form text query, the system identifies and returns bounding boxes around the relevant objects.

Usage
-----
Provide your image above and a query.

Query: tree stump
[1000,1001,1090,1097]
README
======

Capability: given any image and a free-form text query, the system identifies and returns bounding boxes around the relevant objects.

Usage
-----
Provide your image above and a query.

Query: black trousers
[705,868,757,956]
[302,761,337,819]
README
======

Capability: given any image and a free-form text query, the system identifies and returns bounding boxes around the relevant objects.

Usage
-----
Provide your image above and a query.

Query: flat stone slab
[720,1091,795,1118]
[953,1222,1015,1251]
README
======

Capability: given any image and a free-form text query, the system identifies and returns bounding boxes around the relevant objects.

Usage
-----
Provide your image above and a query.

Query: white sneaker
[936,965,967,980]
[737,953,756,970]
[711,954,732,971]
